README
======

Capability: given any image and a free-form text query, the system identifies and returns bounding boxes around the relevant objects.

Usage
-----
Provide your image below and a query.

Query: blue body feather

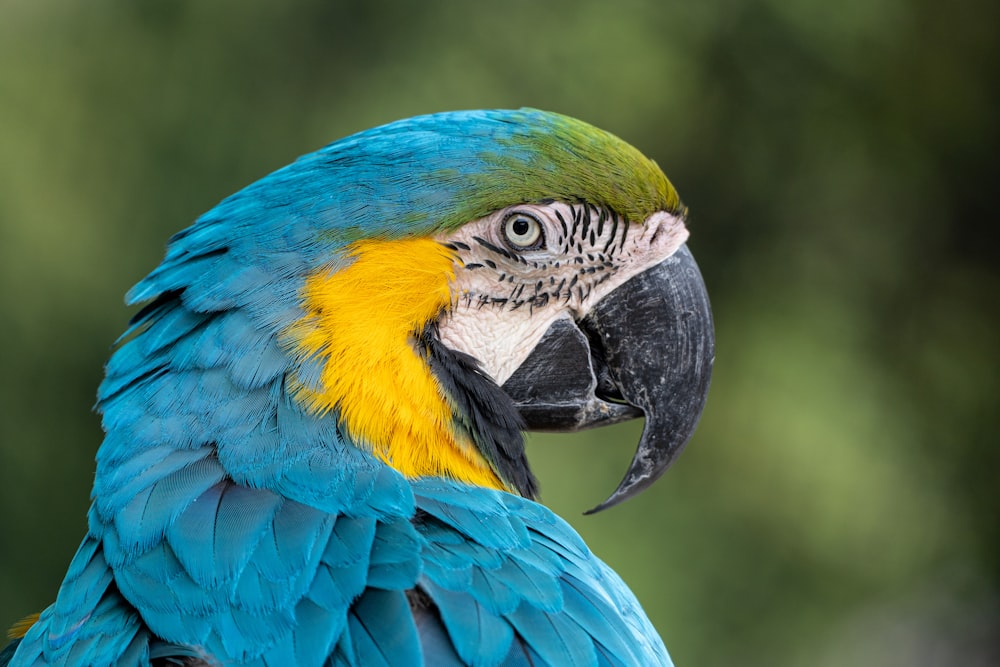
[7,110,673,666]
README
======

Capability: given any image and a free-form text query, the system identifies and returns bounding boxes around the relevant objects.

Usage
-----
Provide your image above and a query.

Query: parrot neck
[286,237,526,494]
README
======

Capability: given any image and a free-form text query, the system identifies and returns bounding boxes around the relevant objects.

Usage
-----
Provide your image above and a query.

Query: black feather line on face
[419,325,538,499]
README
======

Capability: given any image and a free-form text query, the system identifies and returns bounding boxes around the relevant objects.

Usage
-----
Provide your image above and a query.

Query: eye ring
[501,211,545,250]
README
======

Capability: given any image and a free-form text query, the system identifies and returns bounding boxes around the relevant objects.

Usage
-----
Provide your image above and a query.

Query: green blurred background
[2,1,998,665]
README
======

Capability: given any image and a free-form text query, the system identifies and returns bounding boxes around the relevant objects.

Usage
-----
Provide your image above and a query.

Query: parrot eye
[501,211,544,250]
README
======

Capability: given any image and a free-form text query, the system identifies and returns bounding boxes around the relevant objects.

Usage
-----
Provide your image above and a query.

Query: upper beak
[501,244,715,513]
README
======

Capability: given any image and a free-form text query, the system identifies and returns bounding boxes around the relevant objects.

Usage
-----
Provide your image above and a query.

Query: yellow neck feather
[7,612,39,639]
[287,237,506,491]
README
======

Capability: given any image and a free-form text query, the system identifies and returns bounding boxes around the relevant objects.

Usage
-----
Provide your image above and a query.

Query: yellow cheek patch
[286,237,506,491]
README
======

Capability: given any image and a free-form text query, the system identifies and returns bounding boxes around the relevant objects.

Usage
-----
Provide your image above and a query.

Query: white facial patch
[435,203,689,385]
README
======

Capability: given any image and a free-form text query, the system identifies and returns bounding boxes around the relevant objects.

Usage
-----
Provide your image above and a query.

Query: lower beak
[501,244,715,513]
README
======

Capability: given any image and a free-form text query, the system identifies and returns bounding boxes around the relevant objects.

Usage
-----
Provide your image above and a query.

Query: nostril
[643,211,688,255]
[647,219,664,245]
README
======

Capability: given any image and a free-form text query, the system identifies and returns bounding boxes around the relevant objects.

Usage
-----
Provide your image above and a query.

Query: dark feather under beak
[501,244,715,513]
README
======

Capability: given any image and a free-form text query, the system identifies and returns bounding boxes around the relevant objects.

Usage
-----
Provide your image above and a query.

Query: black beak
[501,244,715,513]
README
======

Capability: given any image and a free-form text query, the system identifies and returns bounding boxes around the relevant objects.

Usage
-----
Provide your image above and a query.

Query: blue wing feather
[366,518,423,590]
[346,589,422,667]
[410,480,671,667]
[506,601,597,667]
[420,581,514,665]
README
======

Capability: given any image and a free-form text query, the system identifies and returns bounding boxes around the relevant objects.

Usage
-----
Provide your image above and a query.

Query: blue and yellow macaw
[2,109,713,666]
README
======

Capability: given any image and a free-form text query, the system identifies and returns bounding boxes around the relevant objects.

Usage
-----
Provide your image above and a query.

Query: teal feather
[347,589,422,666]
[421,582,514,664]
[366,518,423,590]
[507,601,597,667]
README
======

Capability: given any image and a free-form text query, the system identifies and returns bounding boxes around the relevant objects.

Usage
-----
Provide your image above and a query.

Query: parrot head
[116,108,714,514]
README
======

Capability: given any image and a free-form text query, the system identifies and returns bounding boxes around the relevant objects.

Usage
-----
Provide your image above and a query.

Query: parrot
[1,108,714,666]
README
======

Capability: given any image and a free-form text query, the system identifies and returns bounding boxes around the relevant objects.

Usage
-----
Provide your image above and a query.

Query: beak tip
[582,244,714,513]
[583,496,623,515]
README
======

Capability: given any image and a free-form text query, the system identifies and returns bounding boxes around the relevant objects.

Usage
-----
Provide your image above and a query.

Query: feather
[408,596,465,666]
[366,517,422,590]
[344,589,421,667]
[419,581,513,666]
[506,601,597,667]
[116,455,227,555]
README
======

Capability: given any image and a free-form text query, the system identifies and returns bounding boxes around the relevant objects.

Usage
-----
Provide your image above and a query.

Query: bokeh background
[2,1,998,665]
